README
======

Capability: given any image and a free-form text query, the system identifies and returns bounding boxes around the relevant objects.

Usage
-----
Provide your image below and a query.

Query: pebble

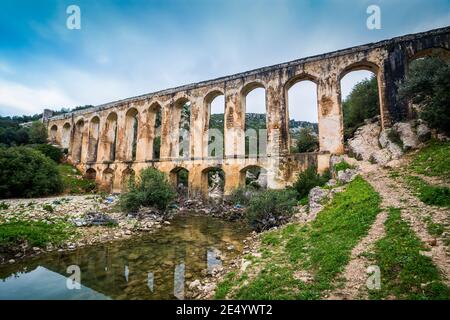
[8,259,15,264]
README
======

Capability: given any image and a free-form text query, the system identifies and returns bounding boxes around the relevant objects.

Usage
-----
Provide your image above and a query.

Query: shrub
[42,204,54,213]
[246,189,298,232]
[296,128,319,153]
[0,201,9,210]
[28,121,48,144]
[293,167,331,200]
[229,186,260,206]
[31,144,63,163]
[399,57,450,135]
[0,146,63,198]
[333,160,354,173]
[58,164,96,194]
[119,168,176,213]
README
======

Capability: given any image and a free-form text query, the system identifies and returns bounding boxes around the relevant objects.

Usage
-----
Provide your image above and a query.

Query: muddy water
[0,215,250,300]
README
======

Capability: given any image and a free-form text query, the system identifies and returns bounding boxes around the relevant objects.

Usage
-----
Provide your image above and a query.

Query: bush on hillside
[0,146,63,198]
[31,144,63,163]
[293,166,331,200]
[28,121,48,144]
[398,57,450,135]
[119,168,176,213]
[246,189,298,232]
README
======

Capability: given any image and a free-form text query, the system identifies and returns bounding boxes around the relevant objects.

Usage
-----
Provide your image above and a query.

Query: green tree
[343,76,379,140]
[119,168,176,212]
[28,121,48,144]
[398,57,450,135]
[296,127,319,153]
[0,146,63,198]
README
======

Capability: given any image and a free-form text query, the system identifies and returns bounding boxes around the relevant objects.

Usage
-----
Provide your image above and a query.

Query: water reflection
[0,215,249,300]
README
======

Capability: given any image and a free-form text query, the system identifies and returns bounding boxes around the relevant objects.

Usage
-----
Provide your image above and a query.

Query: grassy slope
[0,219,74,249]
[216,176,381,299]
[58,164,96,194]
[368,208,450,300]
[409,140,450,182]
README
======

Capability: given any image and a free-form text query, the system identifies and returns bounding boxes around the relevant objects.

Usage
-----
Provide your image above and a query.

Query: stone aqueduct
[45,27,450,196]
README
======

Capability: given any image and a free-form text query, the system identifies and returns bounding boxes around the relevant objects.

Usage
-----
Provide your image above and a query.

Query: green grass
[369,208,450,300]
[217,176,381,300]
[406,176,450,207]
[333,161,355,172]
[410,140,450,181]
[0,219,74,248]
[423,216,445,237]
[58,164,96,194]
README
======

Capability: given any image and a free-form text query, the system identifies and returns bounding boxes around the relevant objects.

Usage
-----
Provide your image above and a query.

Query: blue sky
[0,0,449,121]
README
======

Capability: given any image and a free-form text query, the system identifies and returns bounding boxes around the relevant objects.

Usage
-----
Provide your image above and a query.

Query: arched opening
[408,47,450,63]
[170,167,189,196]
[173,98,191,159]
[121,168,135,192]
[148,103,162,160]
[201,167,225,200]
[62,123,71,150]
[204,91,225,159]
[339,65,381,141]
[50,125,58,144]
[239,165,267,189]
[102,168,115,193]
[405,48,450,120]
[87,116,100,162]
[85,168,97,181]
[242,84,266,157]
[104,112,118,162]
[285,77,319,153]
[125,108,139,161]
[72,119,84,163]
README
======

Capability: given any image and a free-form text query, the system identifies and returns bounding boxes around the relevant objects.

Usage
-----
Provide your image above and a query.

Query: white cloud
[0,80,76,115]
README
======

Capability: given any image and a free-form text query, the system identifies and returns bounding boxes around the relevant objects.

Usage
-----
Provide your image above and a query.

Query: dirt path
[361,164,450,287]
[327,210,387,299]
[328,161,449,299]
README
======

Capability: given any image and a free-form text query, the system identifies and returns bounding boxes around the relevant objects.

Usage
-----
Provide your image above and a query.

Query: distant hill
[209,113,318,133]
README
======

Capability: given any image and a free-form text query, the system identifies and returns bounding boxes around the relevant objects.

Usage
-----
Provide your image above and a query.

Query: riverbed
[0,215,250,300]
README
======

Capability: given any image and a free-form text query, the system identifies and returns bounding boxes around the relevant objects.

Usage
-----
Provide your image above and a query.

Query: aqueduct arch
[45,27,450,197]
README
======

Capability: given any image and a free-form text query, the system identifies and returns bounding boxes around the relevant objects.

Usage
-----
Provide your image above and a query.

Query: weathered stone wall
[45,27,450,196]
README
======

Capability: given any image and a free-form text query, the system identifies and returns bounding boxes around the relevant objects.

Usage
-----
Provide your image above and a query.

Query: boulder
[347,122,381,161]
[371,149,392,166]
[337,169,358,184]
[379,129,403,159]
[416,123,431,142]
[393,122,419,150]
[308,187,330,219]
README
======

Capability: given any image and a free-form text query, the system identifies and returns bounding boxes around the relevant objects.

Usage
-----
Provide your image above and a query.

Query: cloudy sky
[0,0,449,121]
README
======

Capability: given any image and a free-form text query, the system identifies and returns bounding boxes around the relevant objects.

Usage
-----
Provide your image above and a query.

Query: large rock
[416,123,431,142]
[370,149,392,166]
[393,122,419,150]
[337,169,358,184]
[348,122,381,161]
[308,187,330,219]
[379,129,403,159]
